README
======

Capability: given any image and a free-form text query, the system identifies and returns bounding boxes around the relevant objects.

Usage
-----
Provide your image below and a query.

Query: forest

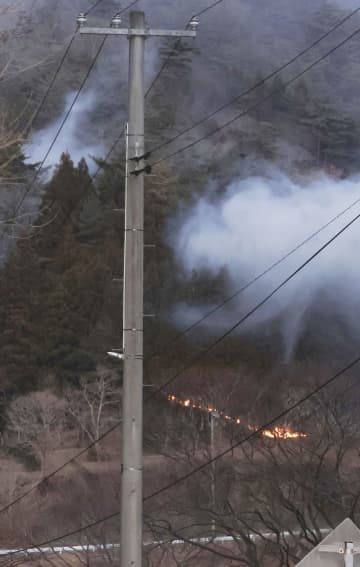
[1,0,360,565]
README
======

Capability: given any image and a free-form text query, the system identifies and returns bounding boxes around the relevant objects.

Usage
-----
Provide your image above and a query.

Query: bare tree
[0,18,24,182]
[5,391,66,477]
[65,366,121,461]
[144,379,360,566]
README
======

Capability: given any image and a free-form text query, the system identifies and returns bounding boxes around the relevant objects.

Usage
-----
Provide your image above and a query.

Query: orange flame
[262,427,307,439]
[167,393,306,440]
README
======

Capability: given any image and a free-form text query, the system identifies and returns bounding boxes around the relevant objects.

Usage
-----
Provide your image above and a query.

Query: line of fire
[166,393,307,439]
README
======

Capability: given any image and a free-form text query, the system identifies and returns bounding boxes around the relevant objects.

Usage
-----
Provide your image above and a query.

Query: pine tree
[0,153,112,388]
[0,240,41,392]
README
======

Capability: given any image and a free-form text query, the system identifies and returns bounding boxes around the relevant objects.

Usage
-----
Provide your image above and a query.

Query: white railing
[0,528,331,556]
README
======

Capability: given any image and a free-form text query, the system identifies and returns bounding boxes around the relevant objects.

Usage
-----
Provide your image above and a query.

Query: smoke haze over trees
[2,0,360,563]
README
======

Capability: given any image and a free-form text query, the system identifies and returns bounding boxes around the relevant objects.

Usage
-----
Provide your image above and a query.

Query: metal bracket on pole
[129,152,150,162]
[319,541,360,567]
[130,164,152,175]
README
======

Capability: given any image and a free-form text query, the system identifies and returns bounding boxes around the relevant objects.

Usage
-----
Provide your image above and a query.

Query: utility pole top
[77,12,199,37]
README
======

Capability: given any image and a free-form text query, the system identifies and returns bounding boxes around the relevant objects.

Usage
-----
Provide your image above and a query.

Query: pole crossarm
[80,27,196,37]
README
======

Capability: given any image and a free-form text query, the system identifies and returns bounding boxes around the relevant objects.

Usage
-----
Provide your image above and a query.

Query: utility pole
[209,411,219,534]
[77,11,198,567]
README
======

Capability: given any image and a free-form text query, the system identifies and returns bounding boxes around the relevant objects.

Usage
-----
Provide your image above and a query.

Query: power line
[140,5,360,160]
[119,0,142,14]
[2,0,174,231]
[0,0,113,186]
[2,0,142,227]
[10,36,107,220]
[85,0,107,15]
[3,351,360,557]
[145,0,228,97]
[42,2,140,184]
[0,39,120,517]
[0,34,76,94]
[145,194,360,358]
[1,179,359,539]
[25,35,77,133]
[0,0,230,519]
[1,189,359,517]
[25,0,141,195]
[143,208,360,401]
[64,1,360,343]
[92,130,126,177]
[0,421,120,517]
[143,355,360,502]
[9,0,352,225]
[78,0,231,171]
[1,0,358,521]
[82,6,360,355]
[85,0,141,18]
[0,0,148,519]
[0,147,130,523]
[1,2,359,548]
[80,4,215,173]
[1,511,119,559]
[1,125,124,237]
[2,0,110,136]
[0,49,356,524]
[140,24,360,172]
[192,0,228,18]
[0,89,139,525]
[0,32,78,176]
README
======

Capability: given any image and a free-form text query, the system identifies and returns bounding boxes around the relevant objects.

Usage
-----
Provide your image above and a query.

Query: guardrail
[0,528,331,556]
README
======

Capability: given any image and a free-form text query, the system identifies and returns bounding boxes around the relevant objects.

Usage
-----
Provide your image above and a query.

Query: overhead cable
[143,355,360,501]
[25,36,77,132]
[0,129,129,516]
[2,352,360,556]
[10,36,107,220]
[139,5,360,161]
[143,209,360,401]
[145,194,360,357]
[2,0,141,226]
[0,421,120,517]
[1,192,359,516]
[139,24,360,172]
[85,0,106,15]
[145,0,230,97]
[1,0,359,519]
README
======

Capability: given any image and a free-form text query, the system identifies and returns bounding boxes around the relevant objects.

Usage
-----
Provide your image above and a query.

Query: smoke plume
[172,170,360,357]
[24,90,106,178]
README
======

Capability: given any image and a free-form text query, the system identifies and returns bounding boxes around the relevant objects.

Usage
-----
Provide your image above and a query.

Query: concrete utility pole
[77,11,198,567]
[209,411,219,534]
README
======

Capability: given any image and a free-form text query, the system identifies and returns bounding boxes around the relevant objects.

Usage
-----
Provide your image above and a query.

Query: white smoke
[172,170,360,357]
[24,90,106,178]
